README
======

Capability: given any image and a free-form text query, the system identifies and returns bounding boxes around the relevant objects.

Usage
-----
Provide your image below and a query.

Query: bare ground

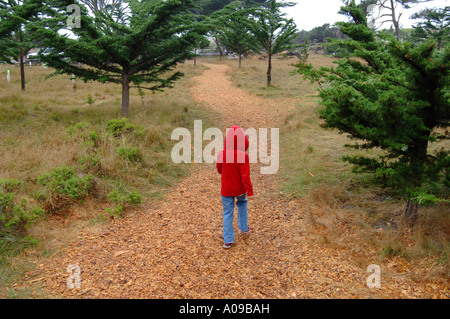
[17,63,449,299]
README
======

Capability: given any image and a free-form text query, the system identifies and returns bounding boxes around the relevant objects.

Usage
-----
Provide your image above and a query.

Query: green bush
[0,179,44,233]
[78,154,100,170]
[3,199,45,230]
[37,166,93,200]
[0,178,22,192]
[125,190,142,205]
[107,189,142,205]
[106,118,140,137]
[106,205,123,219]
[67,122,89,137]
[87,130,99,147]
[105,189,142,219]
[86,94,95,104]
[67,122,99,148]
[116,147,141,163]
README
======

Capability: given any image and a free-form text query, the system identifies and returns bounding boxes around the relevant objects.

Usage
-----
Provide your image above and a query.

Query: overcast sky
[281,0,449,31]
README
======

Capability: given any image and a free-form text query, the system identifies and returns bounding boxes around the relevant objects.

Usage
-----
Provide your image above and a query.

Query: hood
[224,126,249,151]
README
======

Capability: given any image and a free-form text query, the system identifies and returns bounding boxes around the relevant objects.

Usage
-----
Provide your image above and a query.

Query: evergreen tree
[411,6,449,50]
[251,0,298,86]
[0,0,42,37]
[0,0,43,90]
[212,1,259,68]
[294,0,449,226]
[29,0,207,116]
[192,36,210,66]
[193,0,267,16]
[192,0,267,58]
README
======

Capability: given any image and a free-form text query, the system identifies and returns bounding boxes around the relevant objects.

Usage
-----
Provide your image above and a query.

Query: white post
[72,73,78,91]
[7,69,10,82]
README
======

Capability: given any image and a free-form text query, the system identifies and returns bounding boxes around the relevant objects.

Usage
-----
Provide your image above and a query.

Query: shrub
[86,94,95,104]
[67,122,89,137]
[0,179,44,234]
[106,205,123,219]
[125,190,142,205]
[67,122,99,148]
[78,154,100,171]
[106,118,137,137]
[0,179,22,192]
[87,130,99,147]
[3,200,45,230]
[107,189,142,205]
[116,147,141,163]
[105,189,142,219]
[37,166,93,200]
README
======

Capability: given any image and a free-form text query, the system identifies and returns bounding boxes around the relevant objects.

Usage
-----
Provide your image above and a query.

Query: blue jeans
[221,194,248,244]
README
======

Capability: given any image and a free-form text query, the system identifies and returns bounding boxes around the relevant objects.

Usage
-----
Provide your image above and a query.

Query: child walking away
[217,126,254,249]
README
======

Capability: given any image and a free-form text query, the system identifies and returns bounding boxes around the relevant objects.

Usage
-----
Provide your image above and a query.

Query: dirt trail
[20,63,442,299]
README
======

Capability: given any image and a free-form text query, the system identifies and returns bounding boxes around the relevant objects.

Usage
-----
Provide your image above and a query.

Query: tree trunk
[20,47,25,91]
[239,54,242,69]
[392,17,401,41]
[404,136,429,227]
[267,53,272,87]
[405,200,418,227]
[390,0,402,41]
[194,47,197,66]
[121,72,130,117]
[214,37,224,59]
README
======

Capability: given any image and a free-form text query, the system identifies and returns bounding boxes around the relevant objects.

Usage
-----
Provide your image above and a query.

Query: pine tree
[294,0,449,226]
[29,0,207,116]
[192,0,267,58]
[251,0,298,86]
[0,0,44,91]
[411,6,449,50]
[0,0,42,37]
[212,1,259,68]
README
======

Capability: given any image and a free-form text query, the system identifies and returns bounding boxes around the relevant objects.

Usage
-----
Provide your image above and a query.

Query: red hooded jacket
[216,126,254,197]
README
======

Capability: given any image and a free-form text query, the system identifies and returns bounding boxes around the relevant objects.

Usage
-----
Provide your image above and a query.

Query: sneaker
[223,242,234,249]
[241,227,251,234]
